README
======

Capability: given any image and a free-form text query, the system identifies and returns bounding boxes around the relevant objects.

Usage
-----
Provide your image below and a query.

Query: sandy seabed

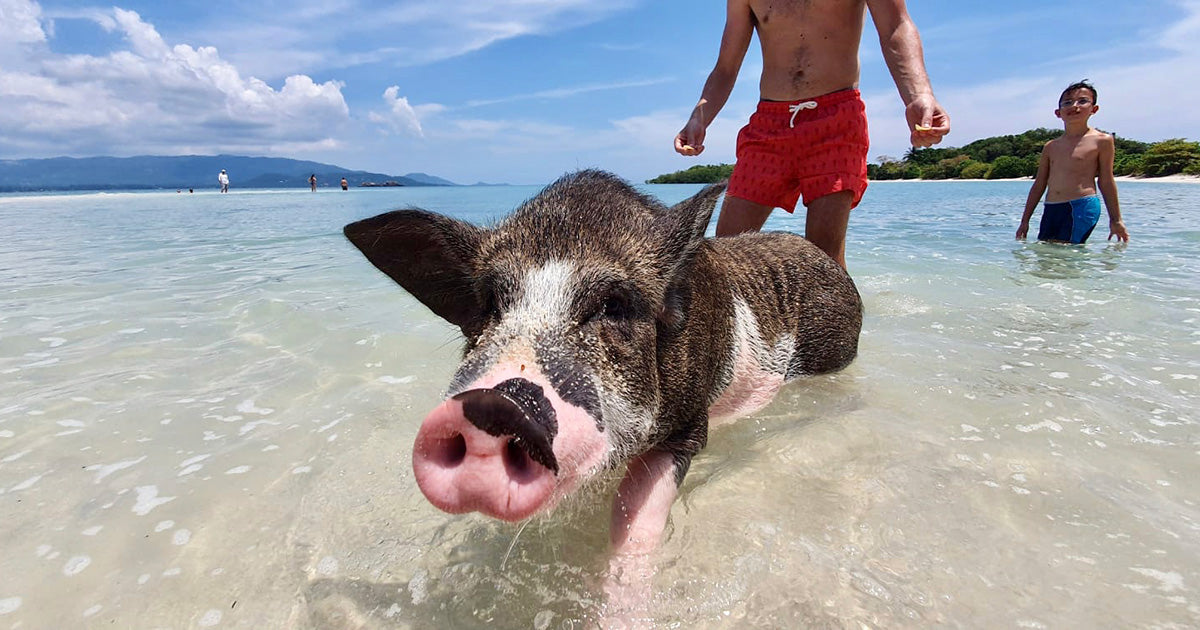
[2,181,1199,629]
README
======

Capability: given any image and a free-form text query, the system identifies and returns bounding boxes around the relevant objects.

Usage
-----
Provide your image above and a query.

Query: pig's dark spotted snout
[540,350,604,431]
[453,378,559,473]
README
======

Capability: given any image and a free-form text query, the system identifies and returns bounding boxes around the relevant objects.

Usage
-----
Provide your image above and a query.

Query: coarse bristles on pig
[343,169,862,600]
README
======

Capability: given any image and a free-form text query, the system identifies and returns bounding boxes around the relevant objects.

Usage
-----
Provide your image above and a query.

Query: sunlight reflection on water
[0,181,1197,628]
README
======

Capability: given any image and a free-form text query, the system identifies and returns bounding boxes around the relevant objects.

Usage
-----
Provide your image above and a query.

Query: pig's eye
[588,294,629,323]
[480,287,501,320]
[603,296,627,318]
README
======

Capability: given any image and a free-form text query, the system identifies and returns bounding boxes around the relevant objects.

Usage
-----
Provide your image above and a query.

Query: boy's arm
[1097,134,1129,242]
[675,0,754,156]
[1017,145,1051,240]
[866,0,949,148]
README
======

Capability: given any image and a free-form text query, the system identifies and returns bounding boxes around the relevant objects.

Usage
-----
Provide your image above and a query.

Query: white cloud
[595,110,742,182]
[0,1,349,158]
[864,76,1061,162]
[592,67,761,179]
[866,0,1200,162]
[368,86,444,137]
[440,118,576,149]
[422,66,762,182]
[367,0,639,65]
[399,106,746,184]
[191,0,640,80]
[1157,0,1200,54]
[609,109,743,160]
[464,77,675,108]
[0,0,45,45]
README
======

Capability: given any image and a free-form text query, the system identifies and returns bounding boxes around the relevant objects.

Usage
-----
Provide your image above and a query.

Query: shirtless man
[675,0,950,268]
[1017,80,1129,244]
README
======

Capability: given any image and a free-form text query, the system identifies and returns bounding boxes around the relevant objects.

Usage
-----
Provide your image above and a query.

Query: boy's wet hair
[1059,79,1098,105]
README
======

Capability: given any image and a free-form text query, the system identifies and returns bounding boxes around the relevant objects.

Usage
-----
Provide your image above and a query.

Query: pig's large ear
[344,210,484,328]
[654,182,725,330]
[654,181,726,276]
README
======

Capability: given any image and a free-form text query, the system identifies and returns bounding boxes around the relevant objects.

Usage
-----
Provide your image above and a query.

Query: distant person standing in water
[218,169,229,193]
[309,174,318,192]
[675,0,950,269]
[341,177,348,191]
[1017,80,1128,244]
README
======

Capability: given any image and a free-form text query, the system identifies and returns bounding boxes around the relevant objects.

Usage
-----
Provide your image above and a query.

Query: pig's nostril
[454,385,559,474]
[503,438,539,483]
[426,433,467,467]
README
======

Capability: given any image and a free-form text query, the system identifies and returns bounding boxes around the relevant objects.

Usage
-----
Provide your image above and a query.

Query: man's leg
[805,190,853,269]
[715,195,774,237]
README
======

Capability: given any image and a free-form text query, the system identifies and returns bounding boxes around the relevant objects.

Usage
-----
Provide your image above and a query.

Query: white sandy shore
[1114,174,1200,183]
[871,174,1200,184]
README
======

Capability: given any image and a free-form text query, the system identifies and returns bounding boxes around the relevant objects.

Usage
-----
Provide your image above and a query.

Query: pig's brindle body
[344,170,862,603]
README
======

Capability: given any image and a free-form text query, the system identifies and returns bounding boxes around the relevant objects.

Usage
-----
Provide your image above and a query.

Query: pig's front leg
[603,449,684,625]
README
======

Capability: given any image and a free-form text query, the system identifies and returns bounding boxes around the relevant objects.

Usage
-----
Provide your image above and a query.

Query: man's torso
[1045,130,1105,203]
[747,0,866,101]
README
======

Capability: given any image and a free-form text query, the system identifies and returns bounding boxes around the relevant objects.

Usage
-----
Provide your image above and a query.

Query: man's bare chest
[750,0,862,41]
[750,0,860,22]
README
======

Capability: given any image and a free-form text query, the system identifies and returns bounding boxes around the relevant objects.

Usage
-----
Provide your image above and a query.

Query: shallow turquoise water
[0,180,1197,628]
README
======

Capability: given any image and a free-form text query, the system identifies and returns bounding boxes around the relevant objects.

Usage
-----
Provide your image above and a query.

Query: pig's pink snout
[411,381,559,522]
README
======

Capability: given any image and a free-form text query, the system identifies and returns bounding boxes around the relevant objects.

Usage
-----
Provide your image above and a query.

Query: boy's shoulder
[1089,128,1115,145]
[1046,128,1112,148]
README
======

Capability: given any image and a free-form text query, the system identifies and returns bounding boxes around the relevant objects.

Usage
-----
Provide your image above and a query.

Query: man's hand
[1108,219,1130,243]
[1016,221,1030,240]
[674,117,707,156]
[906,94,950,148]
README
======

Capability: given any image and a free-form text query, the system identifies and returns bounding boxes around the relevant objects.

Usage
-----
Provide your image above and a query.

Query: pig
[343,170,862,613]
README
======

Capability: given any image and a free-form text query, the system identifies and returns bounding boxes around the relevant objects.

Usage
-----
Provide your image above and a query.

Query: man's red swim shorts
[727,88,870,212]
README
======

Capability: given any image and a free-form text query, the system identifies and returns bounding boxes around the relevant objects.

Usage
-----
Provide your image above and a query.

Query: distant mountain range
[0,155,459,192]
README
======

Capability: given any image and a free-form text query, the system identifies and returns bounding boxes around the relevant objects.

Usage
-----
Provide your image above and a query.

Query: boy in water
[1017,80,1129,244]
[675,0,950,269]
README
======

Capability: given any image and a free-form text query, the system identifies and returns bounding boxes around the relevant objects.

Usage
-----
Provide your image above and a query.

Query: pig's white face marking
[447,259,643,495]
[504,260,576,335]
[596,390,656,464]
[709,298,795,424]
[467,260,578,373]
[468,259,658,473]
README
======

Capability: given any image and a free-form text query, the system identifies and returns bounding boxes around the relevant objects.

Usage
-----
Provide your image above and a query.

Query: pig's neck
[707,296,790,424]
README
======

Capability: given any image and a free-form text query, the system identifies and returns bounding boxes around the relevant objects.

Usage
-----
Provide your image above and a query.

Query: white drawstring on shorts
[788,100,818,128]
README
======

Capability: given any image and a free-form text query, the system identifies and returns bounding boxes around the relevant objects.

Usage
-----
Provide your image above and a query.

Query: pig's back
[702,231,862,379]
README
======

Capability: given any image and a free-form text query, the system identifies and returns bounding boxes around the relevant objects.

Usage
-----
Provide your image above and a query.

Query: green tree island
[647,129,1198,182]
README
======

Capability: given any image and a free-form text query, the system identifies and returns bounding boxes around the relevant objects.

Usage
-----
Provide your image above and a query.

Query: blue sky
[2,0,1198,184]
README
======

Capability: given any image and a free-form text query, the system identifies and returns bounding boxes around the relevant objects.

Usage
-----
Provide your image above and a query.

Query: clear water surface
[0,180,1197,628]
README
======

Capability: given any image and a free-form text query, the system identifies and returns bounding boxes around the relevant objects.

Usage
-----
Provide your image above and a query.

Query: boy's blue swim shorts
[1038,196,1102,244]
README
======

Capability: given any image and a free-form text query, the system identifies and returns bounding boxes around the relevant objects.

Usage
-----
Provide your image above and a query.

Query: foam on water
[0,182,1197,628]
